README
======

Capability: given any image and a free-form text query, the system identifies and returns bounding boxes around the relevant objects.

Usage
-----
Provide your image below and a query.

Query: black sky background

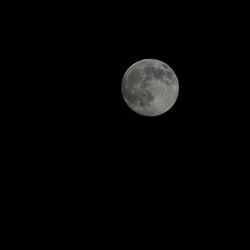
[3,1,248,245]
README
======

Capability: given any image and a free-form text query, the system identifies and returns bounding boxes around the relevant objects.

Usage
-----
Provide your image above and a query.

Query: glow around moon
[121,59,179,116]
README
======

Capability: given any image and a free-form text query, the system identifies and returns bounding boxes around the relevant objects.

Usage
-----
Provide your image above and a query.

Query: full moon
[121,59,179,116]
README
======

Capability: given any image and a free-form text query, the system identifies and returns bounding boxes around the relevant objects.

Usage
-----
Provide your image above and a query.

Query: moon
[121,59,179,116]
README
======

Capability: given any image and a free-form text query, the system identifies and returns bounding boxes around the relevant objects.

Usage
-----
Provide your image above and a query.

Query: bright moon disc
[121,59,179,116]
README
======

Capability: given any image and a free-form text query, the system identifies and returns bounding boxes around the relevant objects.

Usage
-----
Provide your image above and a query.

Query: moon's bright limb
[121,59,179,116]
